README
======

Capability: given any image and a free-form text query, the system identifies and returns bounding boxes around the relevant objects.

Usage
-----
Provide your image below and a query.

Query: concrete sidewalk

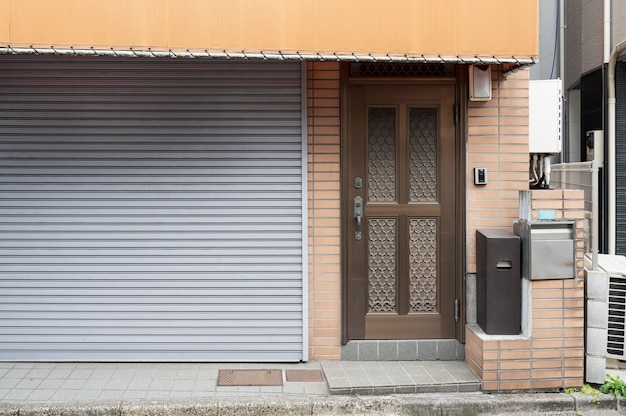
[1,361,625,415]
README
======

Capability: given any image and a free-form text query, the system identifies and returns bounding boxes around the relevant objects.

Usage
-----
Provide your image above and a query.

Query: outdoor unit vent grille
[608,275,626,359]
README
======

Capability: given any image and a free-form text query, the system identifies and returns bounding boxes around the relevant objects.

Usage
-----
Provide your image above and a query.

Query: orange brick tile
[500,350,531,360]
[500,361,531,370]
[564,369,584,378]
[532,369,563,379]
[532,339,563,349]
[533,349,564,359]
[563,189,584,199]
[499,380,531,391]
[532,379,564,390]
[564,348,584,358]
[533,280,566,289]
[482,340,499,351]
[532,300,563,310]
[562,378,584,389]
[482,371,499,381]
[564,299,584,309]
[499,340,531,350]
[564,338,584,348]
[564,359,584,369]
[483,361,499,371]
[533,329,564,339]
[482,381,499,391]
[500,371,531,382]
[532,359,564,369]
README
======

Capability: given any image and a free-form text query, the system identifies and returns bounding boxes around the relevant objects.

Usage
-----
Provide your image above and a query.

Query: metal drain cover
[217,369,283,386]
[285,369,324,382]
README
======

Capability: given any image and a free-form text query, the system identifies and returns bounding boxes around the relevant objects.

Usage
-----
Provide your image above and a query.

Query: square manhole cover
[217,369,283,386]
[285,369,325,382]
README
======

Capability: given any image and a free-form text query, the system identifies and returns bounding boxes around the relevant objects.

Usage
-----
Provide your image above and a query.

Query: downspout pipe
[559,0,565,160]
[607,39,626,254]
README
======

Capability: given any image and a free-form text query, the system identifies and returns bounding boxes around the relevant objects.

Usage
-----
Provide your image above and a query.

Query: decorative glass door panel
[345,83,456,340]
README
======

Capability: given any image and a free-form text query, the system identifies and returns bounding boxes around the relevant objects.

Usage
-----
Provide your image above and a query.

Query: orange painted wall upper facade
[0,0,537,61]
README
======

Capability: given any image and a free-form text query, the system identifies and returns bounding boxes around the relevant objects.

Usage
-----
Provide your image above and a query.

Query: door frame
[340,63,467,344]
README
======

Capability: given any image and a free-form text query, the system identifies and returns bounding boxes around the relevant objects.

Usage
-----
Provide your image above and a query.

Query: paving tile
[90,368,116,379]
[50,389,78,402]
[302,383,328,395]
[60,379,87,389]
[259,385,283,394]
[168,391,193,399]
[126,378,153,390]
[417,341,437,360]
[437,340,458,360]
[70,369,94,379]
[103,378,131,390]
[4,368,30,379]
[358,341,378,360]
[341,341,358,360]
[27,389,56,401]
[281,383,306,395]
[150,379,175,390]
[176,369,199,380]
[2,389,31,401]
[72,390,103,401]
[111,369,137,379]
[190,390,216,399]
[172,379,196,391]
[0,379,19,389]
[379,341,398,360]
[144,390,171,400]
[398,341,418,360]
[122,390,147,400]
[25,368,52,379]
[47,368,75,379]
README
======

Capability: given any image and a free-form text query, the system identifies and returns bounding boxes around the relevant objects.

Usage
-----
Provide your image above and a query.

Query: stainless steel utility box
[476,229,521,335]
[513,220,575,280]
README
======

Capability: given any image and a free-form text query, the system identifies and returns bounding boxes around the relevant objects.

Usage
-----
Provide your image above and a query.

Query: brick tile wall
[467,68,530,273]
[307,61,342,360]
[466,189,586,392]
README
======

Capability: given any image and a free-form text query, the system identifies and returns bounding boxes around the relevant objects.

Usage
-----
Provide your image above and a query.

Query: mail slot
[476,228,521,335]
[514,220,575,280]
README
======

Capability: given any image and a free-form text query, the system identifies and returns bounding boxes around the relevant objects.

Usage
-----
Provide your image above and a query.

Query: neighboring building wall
[565,1,583,91]
[582,0,604,74]
[613,2,626,49]
[531,0,559,81]
[307,61,342,360]
[466,67,530,273]
[466,189,586,392]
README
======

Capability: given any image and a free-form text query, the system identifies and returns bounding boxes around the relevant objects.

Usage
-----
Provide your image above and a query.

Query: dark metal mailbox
[476,229,521,335]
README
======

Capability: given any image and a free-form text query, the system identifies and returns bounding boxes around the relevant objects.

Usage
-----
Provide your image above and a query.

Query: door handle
[353,196,363,240]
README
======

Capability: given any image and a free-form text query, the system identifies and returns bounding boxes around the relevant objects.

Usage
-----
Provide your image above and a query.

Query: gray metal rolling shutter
[0,56,305,361]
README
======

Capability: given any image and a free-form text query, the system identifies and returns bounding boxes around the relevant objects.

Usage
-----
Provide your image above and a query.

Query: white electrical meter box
[529,79,562,154]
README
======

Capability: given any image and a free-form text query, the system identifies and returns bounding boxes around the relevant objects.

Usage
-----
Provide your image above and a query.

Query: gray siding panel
[0,57,304,361]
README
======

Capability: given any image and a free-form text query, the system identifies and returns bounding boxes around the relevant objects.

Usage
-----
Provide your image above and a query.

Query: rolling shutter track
[0,56,305,361]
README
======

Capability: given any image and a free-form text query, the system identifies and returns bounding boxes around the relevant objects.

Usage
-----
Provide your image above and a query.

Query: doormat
[217,369,283,386]
[285,369,324,382]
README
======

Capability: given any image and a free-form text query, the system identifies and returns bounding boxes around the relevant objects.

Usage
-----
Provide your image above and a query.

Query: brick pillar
[307,61,342,360]
[466,190,585,392]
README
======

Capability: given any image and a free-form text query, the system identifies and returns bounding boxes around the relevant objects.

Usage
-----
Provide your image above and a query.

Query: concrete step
[320,360,482,395]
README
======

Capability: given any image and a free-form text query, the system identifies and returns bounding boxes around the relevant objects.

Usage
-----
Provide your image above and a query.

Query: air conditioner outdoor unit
[601,255,626,359]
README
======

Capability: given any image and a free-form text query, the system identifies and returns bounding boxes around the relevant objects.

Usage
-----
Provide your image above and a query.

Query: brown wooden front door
[345,82,457,340]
